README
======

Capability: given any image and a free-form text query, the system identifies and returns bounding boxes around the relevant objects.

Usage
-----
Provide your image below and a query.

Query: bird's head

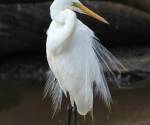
[50,0,109,24]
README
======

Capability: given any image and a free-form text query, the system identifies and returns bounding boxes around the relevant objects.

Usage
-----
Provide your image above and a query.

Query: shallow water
[0,83,150,125]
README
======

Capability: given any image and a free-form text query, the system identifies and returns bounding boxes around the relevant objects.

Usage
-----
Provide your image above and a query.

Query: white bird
[45,0,125,116]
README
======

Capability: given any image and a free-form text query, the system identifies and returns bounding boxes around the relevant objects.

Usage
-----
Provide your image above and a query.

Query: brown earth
[0,83,150,125]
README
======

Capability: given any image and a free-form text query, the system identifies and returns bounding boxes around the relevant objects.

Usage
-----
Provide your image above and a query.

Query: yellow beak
[73,2,109,24]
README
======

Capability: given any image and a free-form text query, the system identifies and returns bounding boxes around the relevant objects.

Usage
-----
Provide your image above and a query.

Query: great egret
[45,0,125,118]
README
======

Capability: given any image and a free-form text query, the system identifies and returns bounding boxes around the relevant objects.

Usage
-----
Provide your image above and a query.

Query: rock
[0,47,150,89]
[0,0,150,15]
[82,1,150,47]
[102,0,150,14]
[0,2,150,57]
[0,3,49,57]
[0,0,48,3]
[0,1,149,89]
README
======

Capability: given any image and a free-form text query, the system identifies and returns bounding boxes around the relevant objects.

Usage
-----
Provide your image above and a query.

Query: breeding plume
[45,0,125,116]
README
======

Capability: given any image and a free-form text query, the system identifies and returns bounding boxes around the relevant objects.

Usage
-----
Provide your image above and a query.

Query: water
[0,83,150,125]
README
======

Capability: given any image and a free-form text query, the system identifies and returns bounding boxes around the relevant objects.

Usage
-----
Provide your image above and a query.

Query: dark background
[0,0,150,125]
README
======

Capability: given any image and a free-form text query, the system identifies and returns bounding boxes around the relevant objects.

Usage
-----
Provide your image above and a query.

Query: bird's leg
[67,104,73,125]
[72,104,77,125]
[67,92,77,125]
[67,103,77,125]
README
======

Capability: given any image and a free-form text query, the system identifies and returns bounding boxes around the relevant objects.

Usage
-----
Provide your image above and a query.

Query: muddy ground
[0,83,150,125]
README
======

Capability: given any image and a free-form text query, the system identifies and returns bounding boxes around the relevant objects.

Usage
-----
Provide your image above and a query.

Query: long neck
[58,9,77,42]
[50,0,72,21]
[48,8,77,55]
[50,1,62,21]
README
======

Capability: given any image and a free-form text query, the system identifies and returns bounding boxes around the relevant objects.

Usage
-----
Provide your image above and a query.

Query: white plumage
[45,0,125,116]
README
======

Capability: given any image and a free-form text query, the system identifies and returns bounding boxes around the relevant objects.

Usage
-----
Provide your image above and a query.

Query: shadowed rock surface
[0,2,150,57]
[0,46,149,89]
[0,0,150,15]
[0,1,149,88]
[103,0,150,14]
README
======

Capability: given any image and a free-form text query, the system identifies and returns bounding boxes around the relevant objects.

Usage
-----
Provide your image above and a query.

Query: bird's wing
[44,70,62,114]
[79,20,126,86]
[75,20,126,109]
[92,35,127,87]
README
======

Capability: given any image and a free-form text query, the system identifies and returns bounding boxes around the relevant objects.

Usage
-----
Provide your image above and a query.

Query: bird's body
[45,0,125,116]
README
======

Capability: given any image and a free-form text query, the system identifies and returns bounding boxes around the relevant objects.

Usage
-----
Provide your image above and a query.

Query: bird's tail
[44,71,63,115]
[92,36,127,108]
